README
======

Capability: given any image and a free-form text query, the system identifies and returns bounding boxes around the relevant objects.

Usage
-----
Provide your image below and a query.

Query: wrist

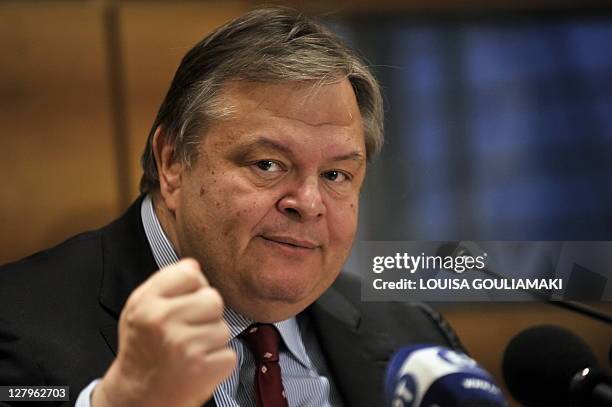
[91,361,139,407]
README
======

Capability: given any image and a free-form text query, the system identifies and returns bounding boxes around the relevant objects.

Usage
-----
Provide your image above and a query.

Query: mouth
[259,235,319,250]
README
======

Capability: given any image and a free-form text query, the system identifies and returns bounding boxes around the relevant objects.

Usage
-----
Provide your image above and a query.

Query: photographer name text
[372,278,563,291]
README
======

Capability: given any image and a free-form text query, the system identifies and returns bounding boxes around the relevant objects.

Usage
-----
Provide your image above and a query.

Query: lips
[260,235,319,250]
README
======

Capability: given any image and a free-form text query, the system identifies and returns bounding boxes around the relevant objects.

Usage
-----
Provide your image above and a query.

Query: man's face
[172,79,366,322]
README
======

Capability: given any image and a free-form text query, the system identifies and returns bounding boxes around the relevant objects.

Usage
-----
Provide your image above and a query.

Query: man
[0,7,462,407]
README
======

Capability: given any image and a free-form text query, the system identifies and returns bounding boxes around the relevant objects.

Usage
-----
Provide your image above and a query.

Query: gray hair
[139,6,384,194]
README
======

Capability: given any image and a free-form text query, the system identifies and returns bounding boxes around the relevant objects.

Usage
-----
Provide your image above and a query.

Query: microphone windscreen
[502,325,598,407]
[386,344,507,407]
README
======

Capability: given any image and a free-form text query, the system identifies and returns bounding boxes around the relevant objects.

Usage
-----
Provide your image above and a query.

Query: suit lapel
[99,324,118,356]
[98,197,158,321]
[309,279,395,407]
[97,196,158,358]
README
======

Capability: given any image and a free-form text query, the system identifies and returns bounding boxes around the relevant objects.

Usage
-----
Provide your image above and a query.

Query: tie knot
[240,323,281,363]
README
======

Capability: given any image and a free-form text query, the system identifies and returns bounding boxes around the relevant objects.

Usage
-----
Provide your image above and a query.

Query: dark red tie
[240,323,289,407]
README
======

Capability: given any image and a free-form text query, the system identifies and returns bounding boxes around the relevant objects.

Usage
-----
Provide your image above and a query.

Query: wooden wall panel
[120,2,250,200]
[0,2,120,265]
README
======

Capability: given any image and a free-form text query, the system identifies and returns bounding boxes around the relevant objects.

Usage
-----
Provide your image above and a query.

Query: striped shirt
[140,195,343,407]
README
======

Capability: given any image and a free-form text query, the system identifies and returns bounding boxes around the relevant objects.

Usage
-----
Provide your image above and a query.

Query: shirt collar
[140,194,312,368]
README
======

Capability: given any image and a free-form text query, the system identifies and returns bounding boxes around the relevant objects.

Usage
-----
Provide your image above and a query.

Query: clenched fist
[92,259,237,407]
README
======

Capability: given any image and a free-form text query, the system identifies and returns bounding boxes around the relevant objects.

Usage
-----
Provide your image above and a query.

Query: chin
[252,278,312,304]
[247,266,328,305]
[237,272,339,323]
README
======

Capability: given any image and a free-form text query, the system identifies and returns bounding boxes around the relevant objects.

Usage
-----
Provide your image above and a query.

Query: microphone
[385,344,508,407]
[502,325,612,407]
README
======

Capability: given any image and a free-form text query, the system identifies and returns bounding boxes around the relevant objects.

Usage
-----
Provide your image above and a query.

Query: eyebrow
[331,151,366,163]
[236,137,365,163]
[241,138,292,156]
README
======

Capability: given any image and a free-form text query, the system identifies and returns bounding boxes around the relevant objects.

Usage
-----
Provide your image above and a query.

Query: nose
[277,175,326,221]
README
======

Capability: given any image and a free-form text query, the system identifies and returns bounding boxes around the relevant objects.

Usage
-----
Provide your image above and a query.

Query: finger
[202,348,237,383]
[147,258,208,297]
[166,287,225,324]
[172,321,232,354]
[197,321,233,353]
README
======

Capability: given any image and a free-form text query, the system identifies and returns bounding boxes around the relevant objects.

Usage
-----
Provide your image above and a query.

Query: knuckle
[127,286,143,304]
[143,307,169,333]
[180,257,200,271]
[123,307,138,328]
[124,288,144,315]
[180,262,203,283]
[122,298,146,329]
[203,288,224,316]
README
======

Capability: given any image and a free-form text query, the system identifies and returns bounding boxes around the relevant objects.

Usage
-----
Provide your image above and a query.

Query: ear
[152,126,183,212]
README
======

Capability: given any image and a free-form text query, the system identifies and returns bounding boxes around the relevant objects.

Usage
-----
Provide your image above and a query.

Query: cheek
[198,173,275,236]
[327,199,359,251]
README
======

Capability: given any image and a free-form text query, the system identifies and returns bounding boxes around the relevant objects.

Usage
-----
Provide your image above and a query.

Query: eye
[322,170,350,183]
[254,160,284,172]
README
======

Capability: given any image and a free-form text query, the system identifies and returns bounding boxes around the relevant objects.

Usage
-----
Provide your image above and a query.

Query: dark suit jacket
[0,197,463,406]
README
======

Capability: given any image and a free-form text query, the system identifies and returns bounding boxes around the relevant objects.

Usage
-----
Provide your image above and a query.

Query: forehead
[216,79,363,133]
